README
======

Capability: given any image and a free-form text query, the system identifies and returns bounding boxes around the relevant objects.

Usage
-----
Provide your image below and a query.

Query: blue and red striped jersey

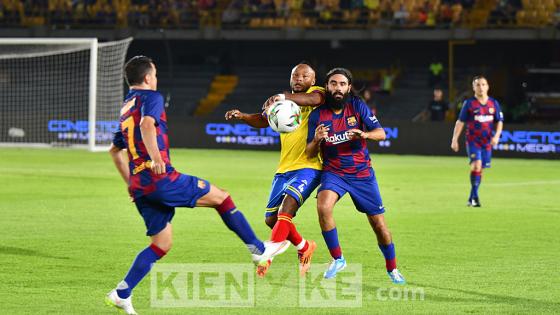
[459,97,504,149]
[112,89,179,200]
[307,96,382,179]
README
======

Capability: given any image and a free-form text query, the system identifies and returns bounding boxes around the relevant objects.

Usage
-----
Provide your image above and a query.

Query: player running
[306,68,405,284]
[451,75,504,207]
[225,62,324,277]
[106,56,288,314]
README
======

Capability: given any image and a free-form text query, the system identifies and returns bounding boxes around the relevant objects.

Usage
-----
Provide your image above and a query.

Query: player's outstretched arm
[285,92,324,107]
[109,144,129,184]
[451,120,465,152]
[491,121,503,146]
[139,116,166,174]
[225,109,269,128]
[263,91,324,109]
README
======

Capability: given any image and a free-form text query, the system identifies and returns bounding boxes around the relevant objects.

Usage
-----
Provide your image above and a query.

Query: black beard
[326,92,348,110]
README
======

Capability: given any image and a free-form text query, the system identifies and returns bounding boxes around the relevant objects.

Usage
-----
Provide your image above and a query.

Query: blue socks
[216,196,265,255]
[470,171,482,199]
[379,243,397,271]
[322,228,342,259]
[117,244,166,299]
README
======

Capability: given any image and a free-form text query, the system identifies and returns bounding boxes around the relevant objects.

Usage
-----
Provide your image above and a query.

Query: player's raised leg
[317,190,346,279]
[196,183,289,260]
[367,214,405,284]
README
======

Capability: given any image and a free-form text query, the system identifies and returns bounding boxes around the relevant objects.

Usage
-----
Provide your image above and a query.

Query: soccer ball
[266,100,301,133]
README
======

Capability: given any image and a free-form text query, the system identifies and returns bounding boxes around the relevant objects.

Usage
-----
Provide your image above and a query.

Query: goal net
[0,37,132,151]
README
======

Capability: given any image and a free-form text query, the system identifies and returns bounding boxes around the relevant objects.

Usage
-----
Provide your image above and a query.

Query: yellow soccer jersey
[276,86,324,173]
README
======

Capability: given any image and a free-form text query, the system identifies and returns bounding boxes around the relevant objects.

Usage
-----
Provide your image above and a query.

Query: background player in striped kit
[451,75,504,207]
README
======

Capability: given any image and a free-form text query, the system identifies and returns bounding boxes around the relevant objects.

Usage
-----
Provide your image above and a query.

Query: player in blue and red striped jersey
[305,68,405,284]
[105,56,288,314]
[451,75,504,207]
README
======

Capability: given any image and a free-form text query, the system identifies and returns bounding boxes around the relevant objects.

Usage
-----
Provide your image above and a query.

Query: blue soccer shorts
[466,142,492,168]
[134,173,211,236]
[265,168,321,217]
[318,171,385,216]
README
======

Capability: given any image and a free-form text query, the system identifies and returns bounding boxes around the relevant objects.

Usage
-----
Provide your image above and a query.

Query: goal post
[0,37,132,151]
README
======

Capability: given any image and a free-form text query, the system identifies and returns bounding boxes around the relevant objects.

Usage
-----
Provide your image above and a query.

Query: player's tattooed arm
[140,116,166,175]
[109,144,129,184]
[347,128,386,141]
[225,109,269,128]
[263,91,324,109]
[306,124,329,158]
[491,121,503,146]
[451,120,465,152]
[285,92,324,107]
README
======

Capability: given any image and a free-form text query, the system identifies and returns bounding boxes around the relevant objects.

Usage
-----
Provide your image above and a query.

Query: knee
[265,215,277,229]
[317,210,332,226]
[317,202,331,216]
[371,219,390,235]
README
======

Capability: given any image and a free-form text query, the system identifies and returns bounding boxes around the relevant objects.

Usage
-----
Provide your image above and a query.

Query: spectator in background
[277,0,290,18]
[361,89,377,115]
[379,69,394,94]
[302,0,317,18]
[259,0,276,18]
[429,60,444,87]
[393,2,409,26]
[222,0,243,24]
[427,87,449,121]
[490,0,521,25]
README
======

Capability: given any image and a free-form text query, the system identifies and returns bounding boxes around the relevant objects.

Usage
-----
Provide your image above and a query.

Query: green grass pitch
[0,148,559,314]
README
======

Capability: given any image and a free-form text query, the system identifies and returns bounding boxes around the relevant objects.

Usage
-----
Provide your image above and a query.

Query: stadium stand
[1,0,558,29]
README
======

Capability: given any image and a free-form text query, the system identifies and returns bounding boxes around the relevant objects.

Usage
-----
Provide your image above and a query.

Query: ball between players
[266,100,301,133]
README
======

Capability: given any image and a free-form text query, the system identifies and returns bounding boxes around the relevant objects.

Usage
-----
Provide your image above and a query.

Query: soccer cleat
[387,268,406,284]
[467,197,481,207]
[472,197,481,207]
[323,256,347,279]
[105,289,138,315]
[298,240,317,277]
[255,240,290,278]
[256,259,272,278]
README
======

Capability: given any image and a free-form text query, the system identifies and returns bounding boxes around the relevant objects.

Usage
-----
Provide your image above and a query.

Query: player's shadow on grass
[0,246,69,260]
[406,282,560,309]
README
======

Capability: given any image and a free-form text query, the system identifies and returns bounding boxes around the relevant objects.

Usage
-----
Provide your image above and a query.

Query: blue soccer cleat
[387,268,406,284]
[323,256,347,279]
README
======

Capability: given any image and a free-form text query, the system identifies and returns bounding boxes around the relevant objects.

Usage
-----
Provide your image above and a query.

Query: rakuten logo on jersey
[474,115,494,123]
[326,132,350,145]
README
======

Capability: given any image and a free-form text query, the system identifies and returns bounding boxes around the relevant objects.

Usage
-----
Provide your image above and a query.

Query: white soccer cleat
[255,240,290,277]
[105,289,138,315]
[263,240,290,259]
[387,268,406,284]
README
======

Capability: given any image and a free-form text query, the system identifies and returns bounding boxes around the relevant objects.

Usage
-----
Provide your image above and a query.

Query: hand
[314,124,329,142]
[148,159,166,175]
[225,109,243,120]
[262,94,284,111]
[491,136,500,146]
[346,129,367,140]
[451,140,459,152]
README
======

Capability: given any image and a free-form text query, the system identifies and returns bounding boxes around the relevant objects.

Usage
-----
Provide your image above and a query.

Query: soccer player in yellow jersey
[225,62,325,277]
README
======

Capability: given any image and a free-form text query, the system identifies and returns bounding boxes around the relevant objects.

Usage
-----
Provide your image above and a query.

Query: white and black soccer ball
[266,100,301,133]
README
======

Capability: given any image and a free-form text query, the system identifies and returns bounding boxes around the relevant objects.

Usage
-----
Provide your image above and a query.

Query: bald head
[290,63,316,93]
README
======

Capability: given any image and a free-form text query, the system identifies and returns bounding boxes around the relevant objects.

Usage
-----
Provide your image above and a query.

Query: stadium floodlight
[0,37,132,151]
